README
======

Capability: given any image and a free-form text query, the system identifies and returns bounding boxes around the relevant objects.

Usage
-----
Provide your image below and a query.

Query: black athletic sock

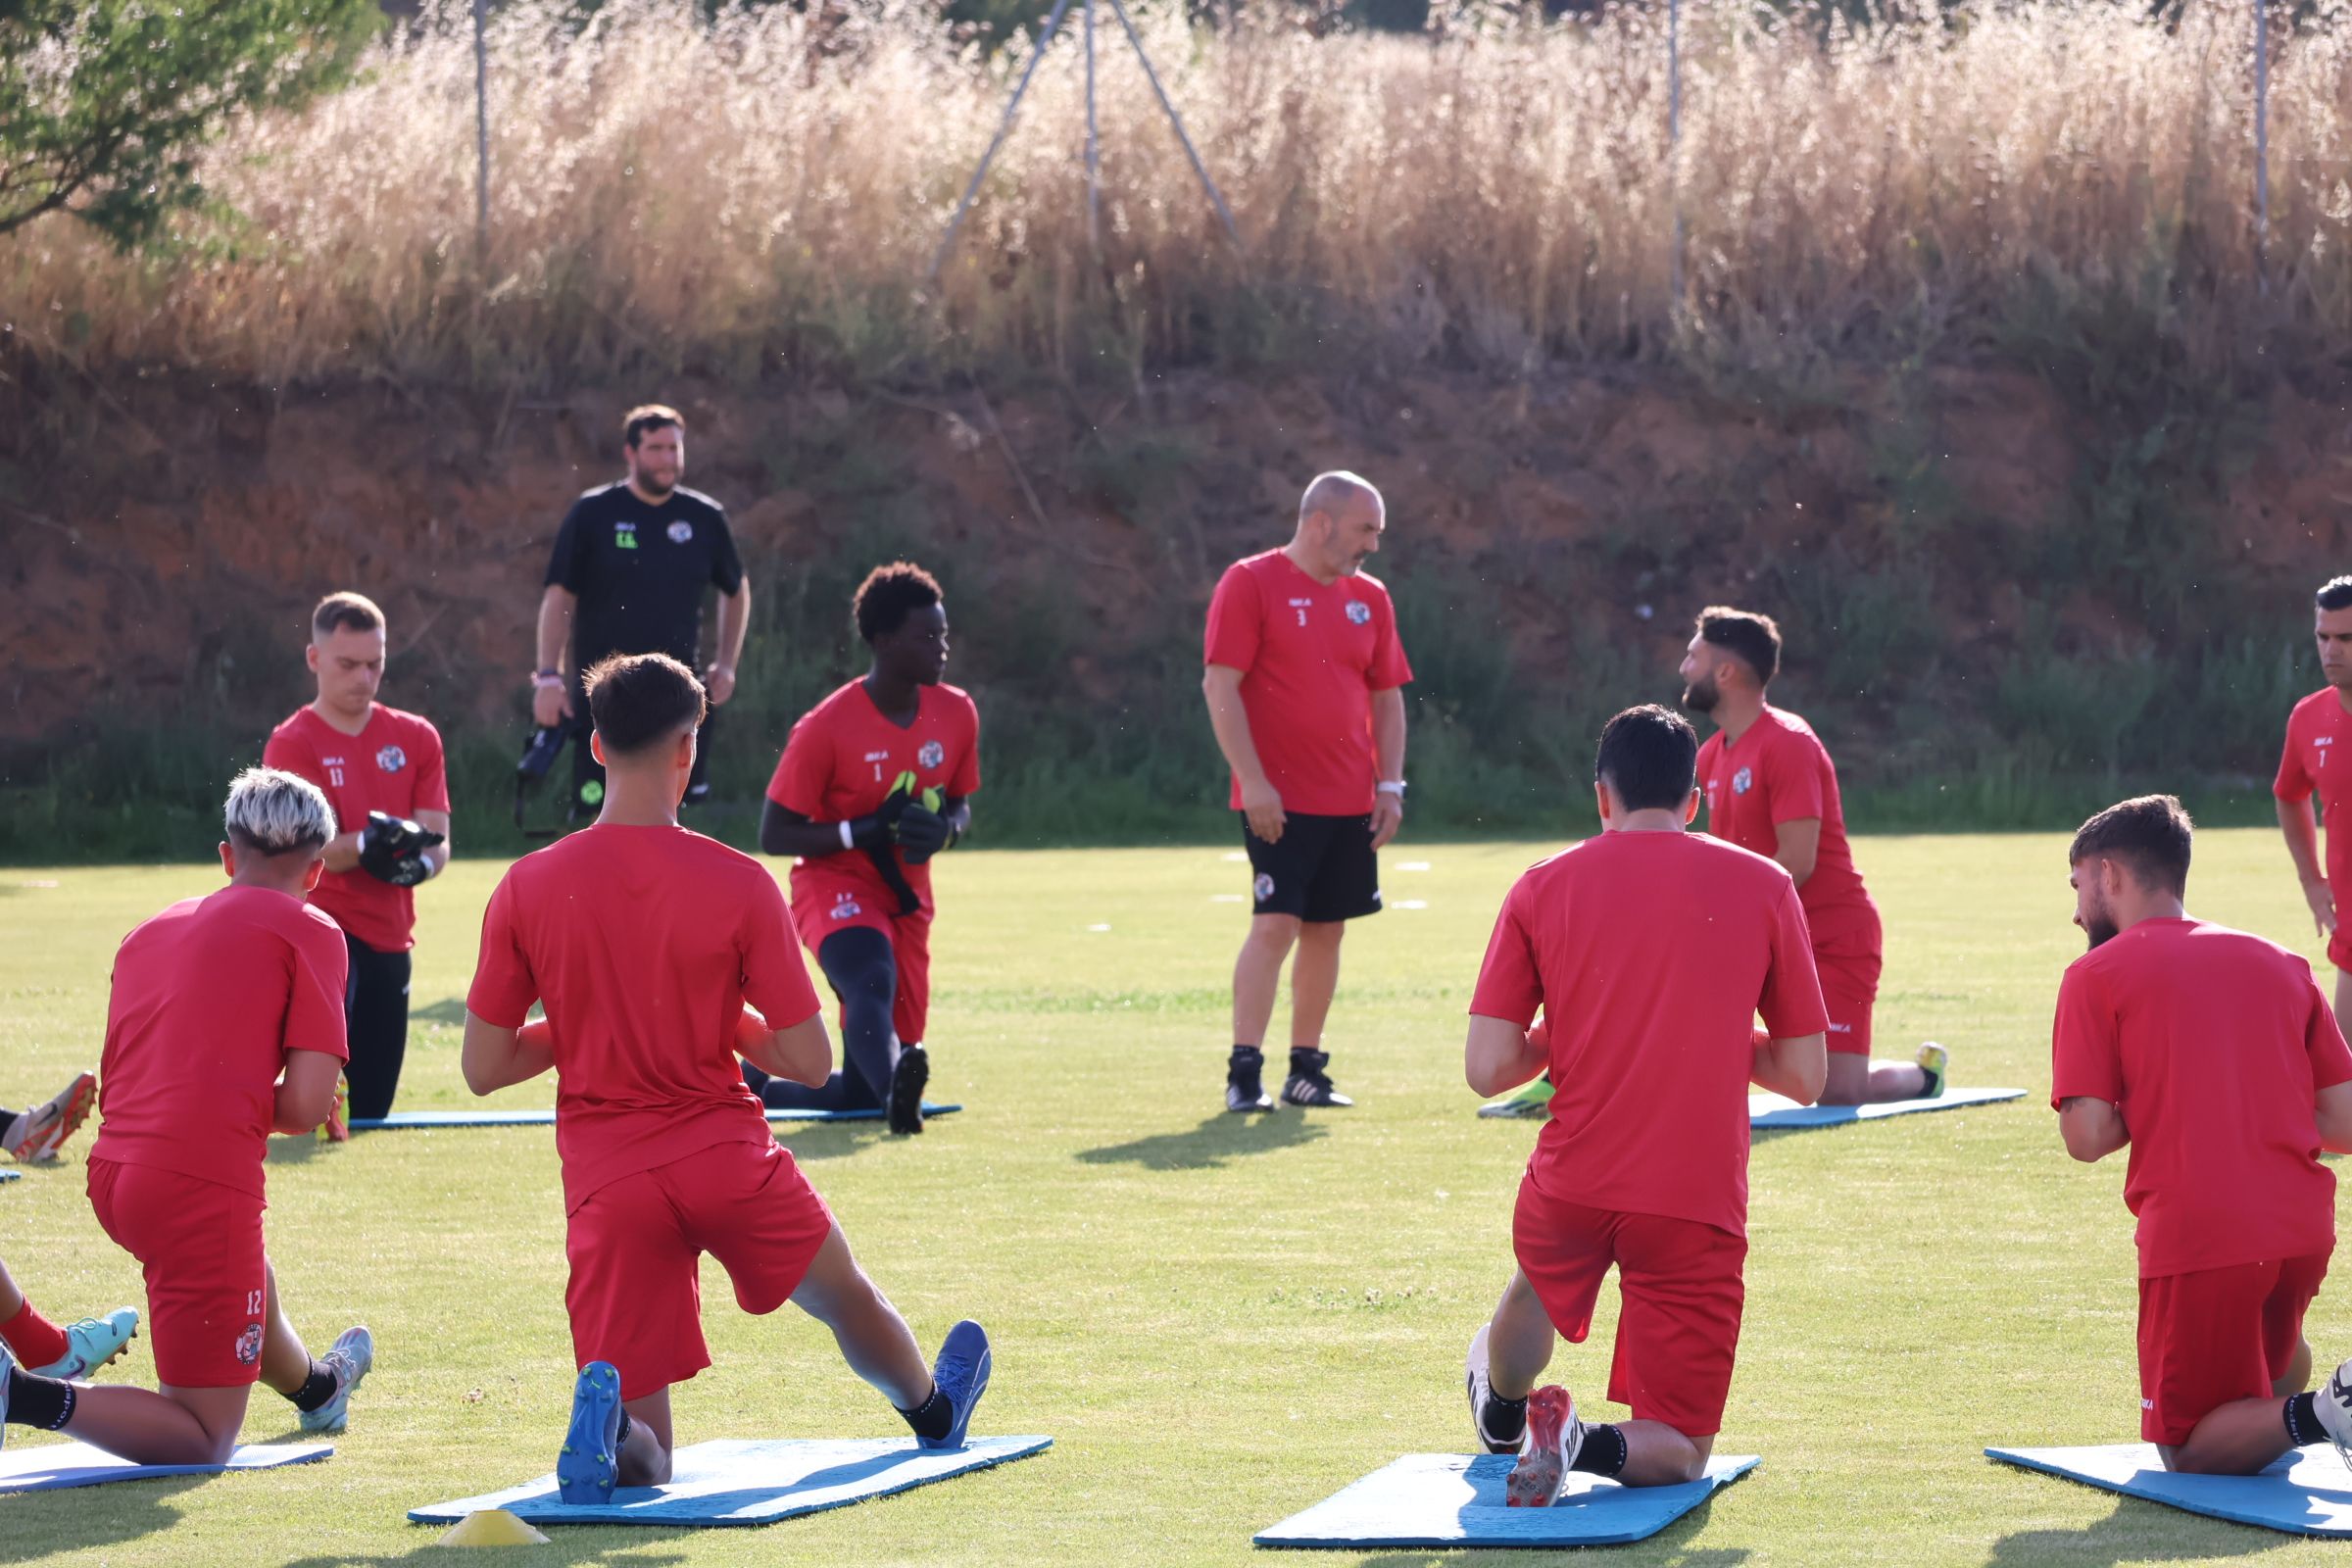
[1289,1048,1328,1075]
[1484,1391,1528,1445]
[1571,1423,1629,1477]
[6,1366,75,1431]
[287,1361,337,1413]
[897,1384,955,1443]
[2287,1392,2328,1446]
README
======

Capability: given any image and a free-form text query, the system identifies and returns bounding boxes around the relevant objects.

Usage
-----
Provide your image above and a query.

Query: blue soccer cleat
[557,1360,625,1504]
[32,1306,138,1380]
[918,1320,991,1451]
[299,1325,373,1434]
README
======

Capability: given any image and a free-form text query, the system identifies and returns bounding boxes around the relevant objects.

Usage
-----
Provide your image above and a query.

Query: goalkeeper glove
[358,810,444,887]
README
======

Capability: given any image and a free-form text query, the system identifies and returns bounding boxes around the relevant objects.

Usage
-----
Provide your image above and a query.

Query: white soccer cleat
[300,1325,374,1434]
[4,1071,97,1163]
[2316,1358,2352,1474]
[1506,1385,1583,1507]
[1464,1325,1520,1454]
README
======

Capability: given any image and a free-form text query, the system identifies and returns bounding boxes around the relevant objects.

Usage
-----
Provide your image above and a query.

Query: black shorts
[1242,811,1382,923]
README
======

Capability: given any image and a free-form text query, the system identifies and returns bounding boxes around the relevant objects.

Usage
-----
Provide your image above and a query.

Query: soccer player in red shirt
[754,563,977,1137]
[2053,793,2352,1473]
[1202,472,1412,1112]
[462,654,989,1501]
[2275,575,2352,1039]
[264,592,451,1129]
[0,769,372,1462]
[1680,606,1945,1106]
[1460,706,1827,1504]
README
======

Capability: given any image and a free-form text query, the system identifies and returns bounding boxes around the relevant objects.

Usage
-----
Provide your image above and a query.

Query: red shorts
[2138,1253,2329,1446]
[1815,947,1881,1056]
[791,880,934,1045]
[565,1139,835,1400]
[2329,925,2352,976]
[87,1158,268,1388]
[1512,1182,1747,1437]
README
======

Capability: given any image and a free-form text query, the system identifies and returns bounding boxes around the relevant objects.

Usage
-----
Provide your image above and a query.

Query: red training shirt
[765,680,981,925]
[1470,830,1828,1238]
[264,704,450,954]
[466,824,823,1214]
[1202,550,1413,816]
[1695,706,1878,952]
[2276,689,2352,916]
[2051,917,2352,1278]
[94,886,351,1200]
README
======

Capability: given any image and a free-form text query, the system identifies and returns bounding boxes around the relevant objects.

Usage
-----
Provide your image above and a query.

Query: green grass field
[1,829,2345,1566]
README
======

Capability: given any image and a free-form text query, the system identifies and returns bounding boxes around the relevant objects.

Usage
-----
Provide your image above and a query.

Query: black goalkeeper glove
[895,804,954,864]
[358,810,444,887]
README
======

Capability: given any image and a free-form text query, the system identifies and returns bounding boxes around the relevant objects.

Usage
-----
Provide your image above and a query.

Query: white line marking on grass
[1086,923,1112,932]
[1222,852,1248,861]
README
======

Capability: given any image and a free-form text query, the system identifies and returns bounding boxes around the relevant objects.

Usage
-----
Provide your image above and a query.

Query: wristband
[710,663,735,678]
[533,671,564,689]
[1376,780,1407,797]
[838,820,854,850]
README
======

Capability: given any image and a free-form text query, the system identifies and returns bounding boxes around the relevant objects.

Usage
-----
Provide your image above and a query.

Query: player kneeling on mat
[1460,707,1827,1504]
[461,654,989,1501]
[2054,794,2352,1475]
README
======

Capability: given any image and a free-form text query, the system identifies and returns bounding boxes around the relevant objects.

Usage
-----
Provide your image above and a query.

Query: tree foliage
[0,0,380,245]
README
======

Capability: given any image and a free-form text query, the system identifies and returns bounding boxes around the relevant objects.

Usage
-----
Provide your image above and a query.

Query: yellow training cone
[436,1508,551,1546]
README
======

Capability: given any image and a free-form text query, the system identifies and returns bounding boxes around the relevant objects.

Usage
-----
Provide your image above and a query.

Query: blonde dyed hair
[223,767,338,856]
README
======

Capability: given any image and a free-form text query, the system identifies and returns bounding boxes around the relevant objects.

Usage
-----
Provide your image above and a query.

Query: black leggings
[344,934,413,1122]
[743,927,898,1112]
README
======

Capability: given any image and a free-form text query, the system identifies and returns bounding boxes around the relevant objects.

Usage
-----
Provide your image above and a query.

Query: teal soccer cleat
[31,1306,138,1380]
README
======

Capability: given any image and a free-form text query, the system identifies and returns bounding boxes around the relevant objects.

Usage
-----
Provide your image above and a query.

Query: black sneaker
[1283,1049,1352,1108]
[1226,1047,1274,1112]
[889,1043,929,1135]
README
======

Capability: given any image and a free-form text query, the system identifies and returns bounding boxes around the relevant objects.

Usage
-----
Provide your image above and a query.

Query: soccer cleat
[299,1325,374,1434]
[1226,1047,1274,1113]
[2317,1358,2352,1473]
[1465,1324,1523,1455]
[31,1307,139,1380]
[557,1360,626,1504]
[1915,1042,1949,1101]
[4,1071,97,1163]
[1506,1385,1584,1507]
[888,1043,930,1137]
[918,1319,992,1452]
[0,1341,12,1449]
[1478,1077,1554,1120]
[1282,1050,1352,1108]
[319,1072,350,1144]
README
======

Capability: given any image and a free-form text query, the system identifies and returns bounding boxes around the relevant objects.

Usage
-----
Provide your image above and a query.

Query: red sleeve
[1203,564,1262,672]
[2049,961,2122,1109]
[415,721,451,814]
[766,711,834,817]
[284,917,352,1062]
[1468,880,1544,1027]
[465,872,539,1028]
[2277,710,2313,801]
[1762,729,1827,826]
[1755,880,1830,1038]
[263,728,324,792]
[742,868,822,1028]
[2305,969,2352,1090]
[1367,588,1412,691]
[949,697,981,797]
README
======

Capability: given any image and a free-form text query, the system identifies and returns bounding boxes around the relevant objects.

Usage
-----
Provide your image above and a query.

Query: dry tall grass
[7,0,2348,382]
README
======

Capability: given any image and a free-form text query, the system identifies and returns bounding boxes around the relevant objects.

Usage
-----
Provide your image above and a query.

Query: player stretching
[265,592,451,1129]
[1,769,372,1462]
[1,1071,99,1163]
[750,563,977,1136]
[1461,706,1826,1502]
[1202,471,1412,1112]
[462,654,989,1499]
[2275,575,2352,1039]
[2054,794,2352,1474]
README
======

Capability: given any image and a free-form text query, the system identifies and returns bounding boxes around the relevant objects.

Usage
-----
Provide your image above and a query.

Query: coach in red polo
[1201,471,1412,1113]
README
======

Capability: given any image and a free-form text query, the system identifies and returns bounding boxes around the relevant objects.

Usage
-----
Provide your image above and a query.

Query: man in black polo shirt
[531,405,752,814]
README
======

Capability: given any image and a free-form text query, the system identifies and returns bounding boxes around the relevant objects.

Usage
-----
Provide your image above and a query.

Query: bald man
[1201,472,1414,1112]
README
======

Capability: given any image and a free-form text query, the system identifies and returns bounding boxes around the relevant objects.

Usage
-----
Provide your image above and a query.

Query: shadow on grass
[266,1133,323,1166]
[770,1122,895,1163]
[1076,1111,1330,1171]
[411,997,468,1026]
[279,1539,694,1567]
[1984,1494,2292,1566]
[0,1473,208,1563]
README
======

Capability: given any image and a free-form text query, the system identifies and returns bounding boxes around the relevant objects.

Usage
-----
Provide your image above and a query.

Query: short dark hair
[2318,576,2352,612]
[584,653,707,758]
[2069,794,2193,897]
[854,561,944,644]
[1696,606,1783,686]
[313,592,383,637]
[623,404,685,448]
[1594,704,1699,812]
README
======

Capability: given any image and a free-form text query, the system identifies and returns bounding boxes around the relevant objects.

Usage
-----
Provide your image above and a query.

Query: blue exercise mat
[350,1103,960,1131]
[1749,1085,2023,1129]
[0,1441,332,1493]
[1987,1444,2352,1535]
[1253,1452,1758,1548]
[409,1434,1052,1527]
[0,1169,18,1183]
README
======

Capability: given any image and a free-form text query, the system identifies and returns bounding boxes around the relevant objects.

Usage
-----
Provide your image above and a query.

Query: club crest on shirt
[1345,599,1372,625]
[917,740,945,769]
[829,893,862,921]
[375,745,408,774]
[666,519,694,544]
[235,1323,263,1365]
[1732,766,1754,795]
